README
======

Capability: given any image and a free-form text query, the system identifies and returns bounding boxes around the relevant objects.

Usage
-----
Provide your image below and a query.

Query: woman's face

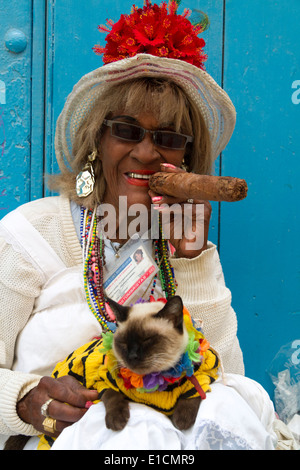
[99,113,186,210]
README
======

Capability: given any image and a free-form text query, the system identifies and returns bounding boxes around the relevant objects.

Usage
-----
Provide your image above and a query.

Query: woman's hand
[149,163,212,259]
[17,375,99,437]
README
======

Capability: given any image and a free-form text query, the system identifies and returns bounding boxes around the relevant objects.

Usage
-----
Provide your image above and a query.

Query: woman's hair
[48,77,212,208]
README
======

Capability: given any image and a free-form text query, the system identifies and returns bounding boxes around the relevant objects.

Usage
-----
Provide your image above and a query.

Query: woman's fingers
[150,199,212,258]
[17,375,98,437]
[149,165,212,257]
[149,163,185,204]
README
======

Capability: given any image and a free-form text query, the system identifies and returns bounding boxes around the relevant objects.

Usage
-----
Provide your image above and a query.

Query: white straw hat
[55,3,236,172]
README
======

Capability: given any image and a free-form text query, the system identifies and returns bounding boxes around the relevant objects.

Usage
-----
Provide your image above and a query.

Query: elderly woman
[0,1,278,450]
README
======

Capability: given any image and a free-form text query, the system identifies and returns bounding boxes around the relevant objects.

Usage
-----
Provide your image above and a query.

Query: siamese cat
[102,295,202,432]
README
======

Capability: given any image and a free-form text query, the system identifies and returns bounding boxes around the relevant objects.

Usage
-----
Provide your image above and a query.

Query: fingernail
[85,401,94,409]
[160,163,176,169]
[152,196,163,203]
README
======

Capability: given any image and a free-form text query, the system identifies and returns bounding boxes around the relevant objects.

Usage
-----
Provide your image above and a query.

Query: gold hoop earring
[76,150,97,197]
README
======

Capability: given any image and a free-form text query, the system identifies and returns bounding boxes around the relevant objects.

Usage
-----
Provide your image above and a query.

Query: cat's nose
[128,351,139,361]
[128,345,140,363]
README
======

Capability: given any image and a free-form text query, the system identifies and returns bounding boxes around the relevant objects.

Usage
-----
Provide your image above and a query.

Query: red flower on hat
[93,0,207,69]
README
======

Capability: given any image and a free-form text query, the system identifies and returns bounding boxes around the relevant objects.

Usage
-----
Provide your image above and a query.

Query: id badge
[103,240,159,305]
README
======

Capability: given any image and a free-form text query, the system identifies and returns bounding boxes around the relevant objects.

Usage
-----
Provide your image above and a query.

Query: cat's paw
[102,389,130,431]
[105,402,130,431]
[171,397,201,430]
[171,413,194,430]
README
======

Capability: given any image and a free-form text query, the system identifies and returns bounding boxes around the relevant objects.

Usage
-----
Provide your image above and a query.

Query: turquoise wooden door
[1,0,299,398]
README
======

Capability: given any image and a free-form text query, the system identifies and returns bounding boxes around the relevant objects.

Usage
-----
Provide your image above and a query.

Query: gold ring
[42,417,57,434]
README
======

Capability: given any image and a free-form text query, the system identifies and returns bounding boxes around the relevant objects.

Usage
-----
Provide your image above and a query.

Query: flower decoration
[185,329,201,363]
[93,0,207,69]
[100,331,114,353]
[119,367,145,388]
[143,372,166,390]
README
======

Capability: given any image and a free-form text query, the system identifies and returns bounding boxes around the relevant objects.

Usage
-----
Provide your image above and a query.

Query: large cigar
[149,172,248,202]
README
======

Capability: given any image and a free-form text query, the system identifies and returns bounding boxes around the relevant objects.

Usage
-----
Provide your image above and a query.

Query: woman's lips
[124,170,156,187]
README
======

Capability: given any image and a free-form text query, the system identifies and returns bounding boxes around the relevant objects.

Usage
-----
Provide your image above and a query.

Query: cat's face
[108,296,189,375]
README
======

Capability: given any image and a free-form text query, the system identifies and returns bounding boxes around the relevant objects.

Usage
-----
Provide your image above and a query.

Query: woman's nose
[130,133,160,164]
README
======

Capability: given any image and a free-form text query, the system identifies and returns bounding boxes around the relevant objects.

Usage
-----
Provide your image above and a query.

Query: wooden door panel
[0,1,32,214]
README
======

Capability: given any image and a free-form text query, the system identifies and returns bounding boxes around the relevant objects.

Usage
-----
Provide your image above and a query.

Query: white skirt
[25,374,277,451]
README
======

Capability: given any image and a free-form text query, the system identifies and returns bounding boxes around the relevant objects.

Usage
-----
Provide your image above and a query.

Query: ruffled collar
[100,306,209,395]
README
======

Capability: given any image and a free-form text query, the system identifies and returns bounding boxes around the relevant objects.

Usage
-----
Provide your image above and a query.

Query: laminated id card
[103,240,159,305]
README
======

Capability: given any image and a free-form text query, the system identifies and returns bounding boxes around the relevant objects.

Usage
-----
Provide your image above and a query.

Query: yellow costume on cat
[38,307,220,450]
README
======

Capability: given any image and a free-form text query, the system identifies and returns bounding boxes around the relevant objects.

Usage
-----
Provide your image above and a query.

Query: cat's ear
[154,296,184,332]
[106,298,130,323]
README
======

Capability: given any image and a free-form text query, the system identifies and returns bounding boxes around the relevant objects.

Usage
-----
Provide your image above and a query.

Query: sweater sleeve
[0,236,43,437]
[170,243,245,375]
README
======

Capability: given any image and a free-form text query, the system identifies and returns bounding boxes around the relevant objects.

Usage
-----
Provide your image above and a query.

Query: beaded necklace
[81,206,177,332]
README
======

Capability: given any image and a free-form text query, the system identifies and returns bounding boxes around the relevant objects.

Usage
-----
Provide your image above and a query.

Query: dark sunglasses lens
[112,122,143,141]
[155,131,187,149]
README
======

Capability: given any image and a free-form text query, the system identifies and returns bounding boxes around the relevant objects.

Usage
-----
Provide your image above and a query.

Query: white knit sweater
[0,196,244,439]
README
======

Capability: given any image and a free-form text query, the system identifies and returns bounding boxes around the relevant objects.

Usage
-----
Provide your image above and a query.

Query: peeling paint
[0,108,5,158]
[0,80,6,104]
[0,44,31,214]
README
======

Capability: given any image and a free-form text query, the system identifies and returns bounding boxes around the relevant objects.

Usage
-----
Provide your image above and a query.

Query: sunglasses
[103,119,193,150]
